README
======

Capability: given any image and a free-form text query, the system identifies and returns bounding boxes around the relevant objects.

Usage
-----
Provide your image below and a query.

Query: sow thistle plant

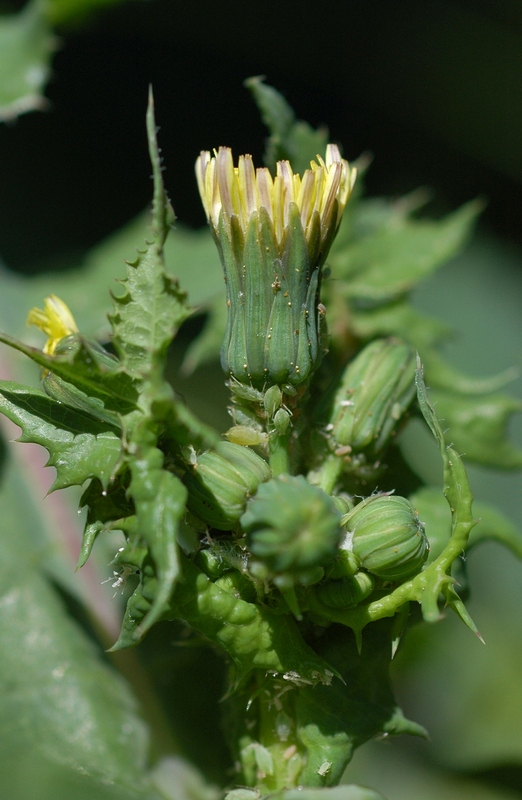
[0,81,521,800]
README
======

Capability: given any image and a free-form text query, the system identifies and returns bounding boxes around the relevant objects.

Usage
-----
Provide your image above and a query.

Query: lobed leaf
[0,381,121,490]
[109,91,191,379]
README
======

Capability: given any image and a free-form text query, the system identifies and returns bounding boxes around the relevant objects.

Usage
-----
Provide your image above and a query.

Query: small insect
[102,565,136,597]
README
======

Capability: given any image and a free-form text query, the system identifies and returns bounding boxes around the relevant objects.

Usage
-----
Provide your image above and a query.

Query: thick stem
[254,672,302,792]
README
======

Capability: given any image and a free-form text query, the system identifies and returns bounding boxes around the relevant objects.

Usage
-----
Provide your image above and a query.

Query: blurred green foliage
[0,2,521,799]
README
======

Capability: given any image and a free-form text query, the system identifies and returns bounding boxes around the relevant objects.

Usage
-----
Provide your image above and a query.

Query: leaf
[46,0,128,27]
[0,0,56,122]
[0,454,161,800]
[0,332,139,413]
[245,76,329,174]
[328,200,482,302]
[293,622,427,789]
[428,387,522,469]
[109,91,191,378]
[0,381,121,490]
[166,555,336,686]
[117,451,187,646]
[349,300,451,351]
[181,301,227,374]
[266,787,387,800]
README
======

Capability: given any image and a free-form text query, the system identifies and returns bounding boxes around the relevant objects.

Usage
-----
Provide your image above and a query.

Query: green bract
[342,494,429,581]
[184,441,271,530]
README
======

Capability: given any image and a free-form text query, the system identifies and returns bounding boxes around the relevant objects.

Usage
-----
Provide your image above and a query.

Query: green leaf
[428,387,522,469]
[46,0,129,27]
[245,76,329,174]
[0,332,139,413]
[266,786,387,800]
[109,91,191,379]
[0,0,56,122]
[328,200,482,302]
[166,555,336,686]
[0,454,161,800]
[181,301,227,374]
[294,623,426,789]
[121,450,187,645]
[0,381,121,490]
[349,300,450,351]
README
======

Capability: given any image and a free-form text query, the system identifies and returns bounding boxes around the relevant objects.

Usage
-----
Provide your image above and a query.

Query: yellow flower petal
[195,145,356,252]
[27,294,78,355]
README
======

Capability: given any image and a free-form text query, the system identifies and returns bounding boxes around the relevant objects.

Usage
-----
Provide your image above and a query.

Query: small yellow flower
[195,145,356,258]
[27,294,78,355]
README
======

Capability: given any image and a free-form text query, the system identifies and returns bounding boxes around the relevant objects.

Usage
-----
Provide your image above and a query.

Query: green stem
[269,431,291,476]
[314,453,343,495]
[255,672,302,792]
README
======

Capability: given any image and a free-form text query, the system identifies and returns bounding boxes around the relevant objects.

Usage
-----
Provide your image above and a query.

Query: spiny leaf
[125,446,187,642]
[109,91,191,378]
[167,555,336,687]
[0,381,121,490]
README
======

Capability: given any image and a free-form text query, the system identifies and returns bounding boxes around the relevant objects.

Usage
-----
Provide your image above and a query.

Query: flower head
[195,146,356,388]
[196,145,356,264]
[27,294,78,355]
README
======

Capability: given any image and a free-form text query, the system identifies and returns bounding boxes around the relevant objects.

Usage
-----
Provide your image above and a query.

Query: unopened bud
[342,494,429,582]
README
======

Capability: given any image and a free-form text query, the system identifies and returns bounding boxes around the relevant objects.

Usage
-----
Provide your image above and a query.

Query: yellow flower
[27,294,78,355]
[195,145,356,260]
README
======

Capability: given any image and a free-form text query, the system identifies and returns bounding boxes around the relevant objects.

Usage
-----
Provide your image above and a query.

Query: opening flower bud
[195,146,356,388]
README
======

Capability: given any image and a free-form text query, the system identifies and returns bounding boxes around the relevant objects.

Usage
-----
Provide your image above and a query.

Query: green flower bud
[316,571,375,608]
[195,147,356,388]
[342,494,429,582]
[330,338,416,454]
[241,474,342,575]
[184,443,271,530]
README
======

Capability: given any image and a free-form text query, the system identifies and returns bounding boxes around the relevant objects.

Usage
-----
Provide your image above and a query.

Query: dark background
[0,0,521,270]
